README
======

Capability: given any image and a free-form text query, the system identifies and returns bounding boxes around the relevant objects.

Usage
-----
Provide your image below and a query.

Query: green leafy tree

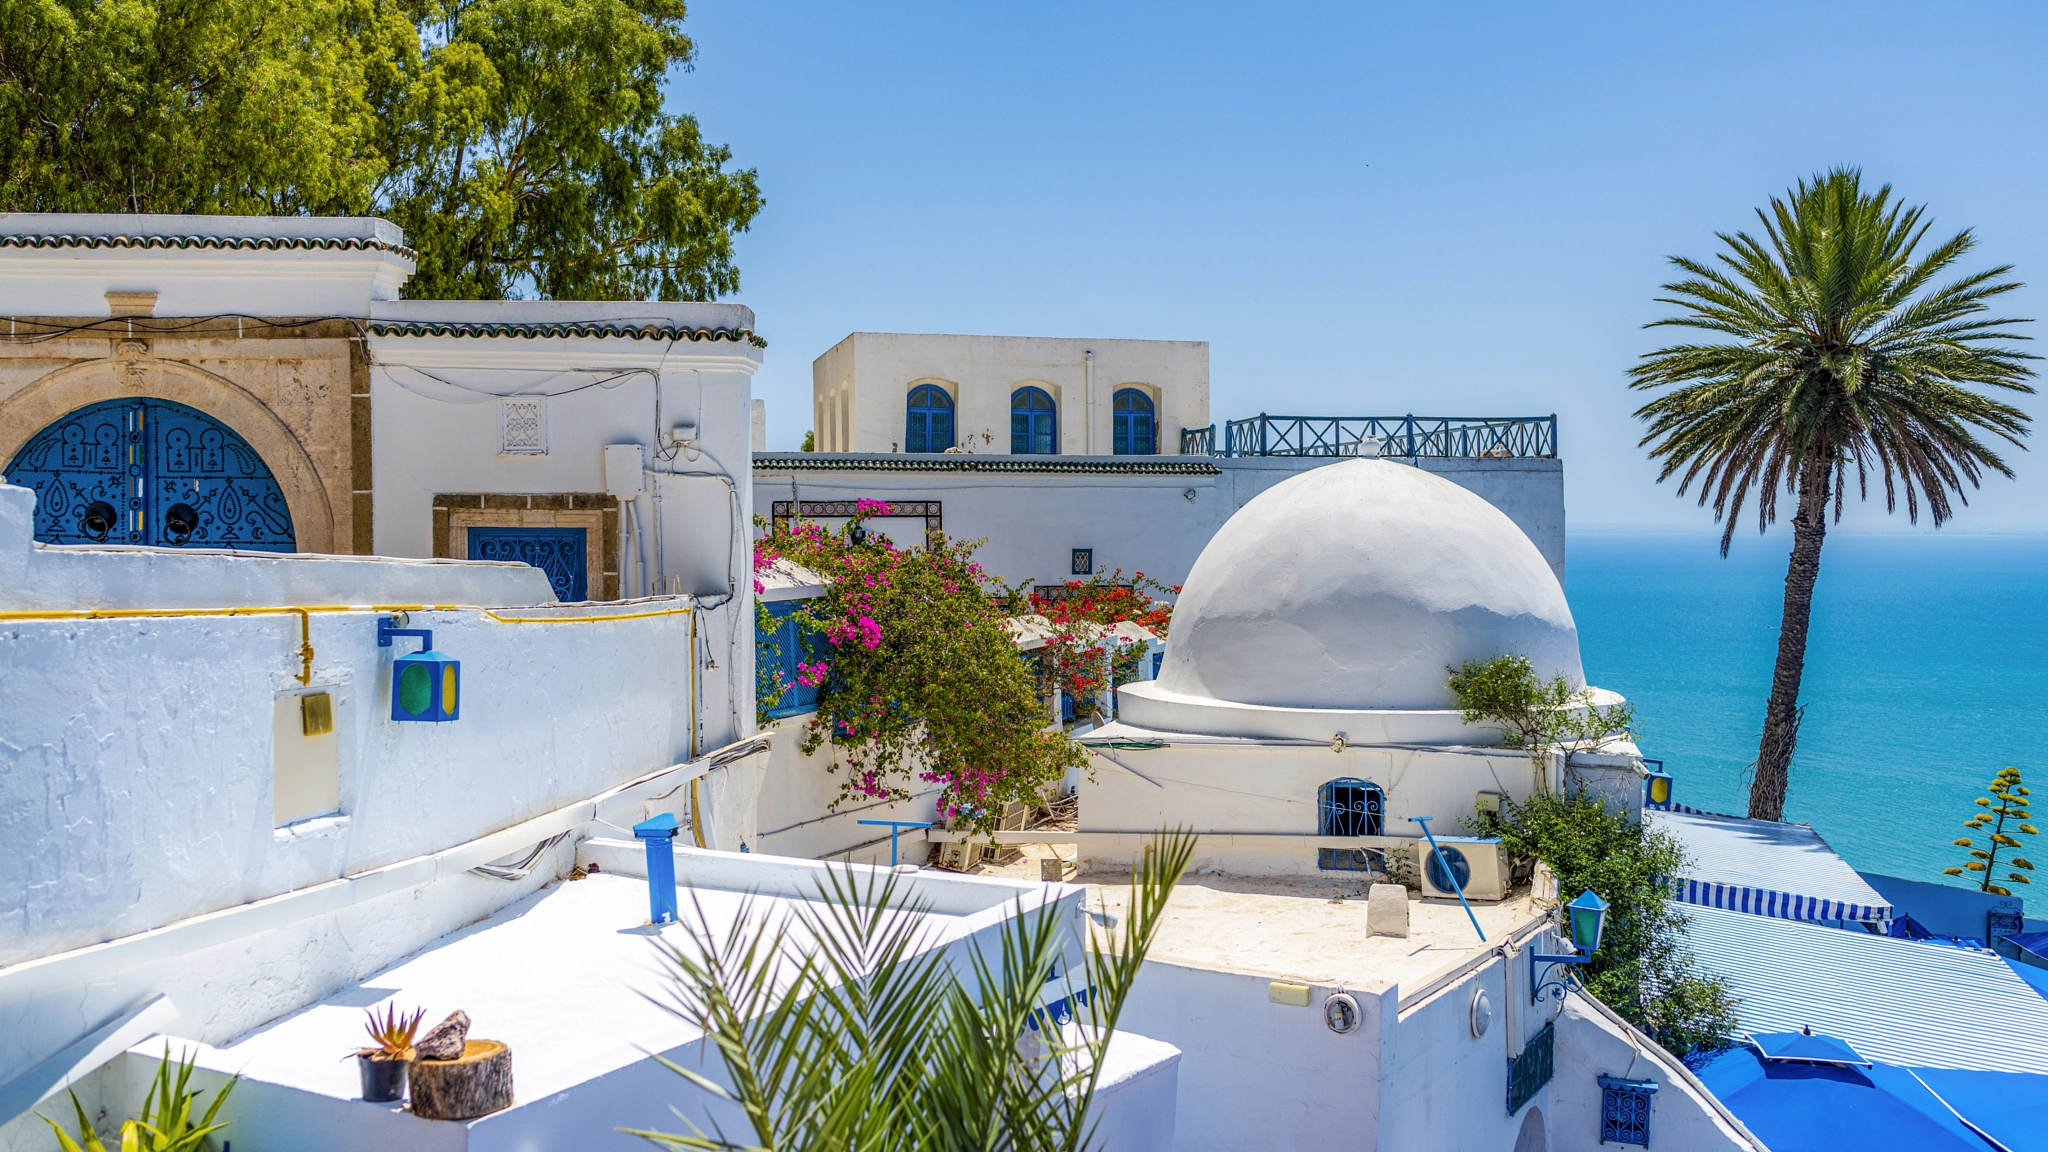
[1477,793,1737,1058]
[375,0,762,300]
[1630,169,2035,822]
[1448,653,1636,768]
[1943,765,2036,896]
[629,831,1196,1152]
[0,0,762,301]
[0,0,393,214]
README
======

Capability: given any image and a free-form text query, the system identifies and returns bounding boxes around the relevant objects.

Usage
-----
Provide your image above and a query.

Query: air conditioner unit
[1416,836,1512,901]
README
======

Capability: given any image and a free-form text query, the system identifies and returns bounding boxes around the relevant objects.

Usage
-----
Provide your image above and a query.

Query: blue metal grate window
[1507,1021,1555,1115]
[758,600,826,718]
[1598,1076,1657,1146]
[1112,388,1156,455]
[1317,778,1384,871]
[468,526,587,601]
[905,384,955,453]
[1011,387,1057,454]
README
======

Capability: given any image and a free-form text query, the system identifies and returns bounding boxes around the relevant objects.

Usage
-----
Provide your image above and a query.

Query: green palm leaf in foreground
[1630,167,2034,821]
[626,830,1196,1152]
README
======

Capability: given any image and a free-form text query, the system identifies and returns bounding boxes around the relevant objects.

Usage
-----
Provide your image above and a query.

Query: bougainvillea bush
[755,501,1088,830]
[1012,570,1178,717]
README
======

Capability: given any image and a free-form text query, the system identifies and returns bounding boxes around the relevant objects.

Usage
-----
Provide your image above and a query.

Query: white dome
[1153,459,1583,713]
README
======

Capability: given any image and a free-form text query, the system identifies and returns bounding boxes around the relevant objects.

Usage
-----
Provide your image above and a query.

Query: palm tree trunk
[1750,454,1832,821]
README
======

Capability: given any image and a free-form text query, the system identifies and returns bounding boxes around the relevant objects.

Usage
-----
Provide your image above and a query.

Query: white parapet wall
[0,481,753,1118]
[752,453,1566,591]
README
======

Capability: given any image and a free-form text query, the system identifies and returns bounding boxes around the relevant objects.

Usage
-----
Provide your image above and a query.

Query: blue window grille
[1507,1021,1555,1115]
[468,526,587,602]
[6,398,296,550]
[1317,778,1384,871]
[1011,387,1057,454]
[1598,1076,1657,1146]
[905,384,955,453]
[758,600,825,718]
[1112,388,1156,455]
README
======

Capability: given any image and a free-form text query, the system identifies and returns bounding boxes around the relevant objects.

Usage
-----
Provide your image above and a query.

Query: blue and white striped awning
[1648,808,1892,924]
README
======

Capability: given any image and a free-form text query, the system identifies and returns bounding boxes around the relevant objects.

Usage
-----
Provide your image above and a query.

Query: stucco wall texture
[754,454,1567,593]
[0,483,696,973]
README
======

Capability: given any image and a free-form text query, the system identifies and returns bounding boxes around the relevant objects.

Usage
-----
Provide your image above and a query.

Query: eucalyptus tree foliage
[1629,168,2034,822]
[0,0,762,302]
[628,832,1196,1152]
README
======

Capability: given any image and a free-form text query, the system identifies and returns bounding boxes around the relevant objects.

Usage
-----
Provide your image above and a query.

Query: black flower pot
[359,1054,410,1103]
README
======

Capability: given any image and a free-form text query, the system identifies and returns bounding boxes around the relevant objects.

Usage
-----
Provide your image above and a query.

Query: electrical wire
[469,830,573,881]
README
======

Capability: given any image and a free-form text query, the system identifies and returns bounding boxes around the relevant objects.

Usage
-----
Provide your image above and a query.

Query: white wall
[0,215,413,316]
[1118,960,1387,1150]
[368,304,761,750]
[812,333,1209,457]
[0,492,718,1095]
[754,454,1566,591]
[1078,744,1536,860]
[752,724,947,863]
[1548,995,1761,1152]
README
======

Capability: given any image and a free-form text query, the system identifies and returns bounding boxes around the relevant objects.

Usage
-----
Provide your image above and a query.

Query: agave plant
[43,1044,236,1152]
[355,1002,426,1060]
[626,829,1196,1152]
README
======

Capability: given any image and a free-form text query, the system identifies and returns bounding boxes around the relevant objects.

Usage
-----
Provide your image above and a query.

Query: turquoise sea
[1567,533,2048,908]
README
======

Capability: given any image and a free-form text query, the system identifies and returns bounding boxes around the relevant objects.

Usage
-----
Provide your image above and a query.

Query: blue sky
[670,1,2048,533]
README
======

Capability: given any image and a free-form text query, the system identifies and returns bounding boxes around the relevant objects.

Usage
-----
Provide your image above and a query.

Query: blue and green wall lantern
[379,614,459,722]
[1643,760,1675,809]
[1530,889,1609,1004]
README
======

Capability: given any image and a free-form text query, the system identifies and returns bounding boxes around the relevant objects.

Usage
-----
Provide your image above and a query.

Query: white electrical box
[667,419,698,446]
[604,443,645,497]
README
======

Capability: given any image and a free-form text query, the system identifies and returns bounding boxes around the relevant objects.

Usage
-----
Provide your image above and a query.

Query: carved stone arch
[0,357,336,552]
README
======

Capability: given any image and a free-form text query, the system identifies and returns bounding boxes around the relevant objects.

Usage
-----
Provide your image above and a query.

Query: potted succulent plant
[350,1004,424,1103]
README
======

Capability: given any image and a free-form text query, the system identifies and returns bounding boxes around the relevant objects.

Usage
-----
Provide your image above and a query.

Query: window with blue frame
[1317,778,1385,872]
[1112,388,1156,455]
[905,384,955,453]
[1598,1076,1656,1146]
[1011,387,1057,454]
[757,599,827,718]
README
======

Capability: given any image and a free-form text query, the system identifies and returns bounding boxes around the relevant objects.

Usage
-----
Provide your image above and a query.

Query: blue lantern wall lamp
[1529,889,1609,1004]
[1643,759,1675,810]
[378,614,460,722]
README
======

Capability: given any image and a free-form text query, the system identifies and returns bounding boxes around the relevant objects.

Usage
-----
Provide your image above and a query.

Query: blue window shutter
[761,599,823,718]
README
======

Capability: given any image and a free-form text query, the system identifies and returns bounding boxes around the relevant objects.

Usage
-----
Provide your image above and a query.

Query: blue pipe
[1411,816,1485,942]
[857,819,934,867]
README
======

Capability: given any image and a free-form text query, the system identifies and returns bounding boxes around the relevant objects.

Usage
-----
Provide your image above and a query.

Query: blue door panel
[5,398,296,550]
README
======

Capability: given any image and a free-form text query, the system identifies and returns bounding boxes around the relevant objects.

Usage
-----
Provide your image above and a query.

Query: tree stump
[409,1040,513,1120]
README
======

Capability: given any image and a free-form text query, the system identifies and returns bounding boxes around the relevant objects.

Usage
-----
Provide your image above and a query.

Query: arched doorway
[6,398,297,551]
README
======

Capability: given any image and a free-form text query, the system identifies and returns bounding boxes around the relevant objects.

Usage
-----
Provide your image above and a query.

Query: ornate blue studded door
[4,398,296,550]
[467,527,588,602]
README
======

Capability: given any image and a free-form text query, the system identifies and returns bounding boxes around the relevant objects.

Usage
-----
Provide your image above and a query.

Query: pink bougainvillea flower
[854,498,893,515]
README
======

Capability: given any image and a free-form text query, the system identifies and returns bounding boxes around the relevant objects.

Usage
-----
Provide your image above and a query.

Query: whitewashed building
[811,332,1208,456]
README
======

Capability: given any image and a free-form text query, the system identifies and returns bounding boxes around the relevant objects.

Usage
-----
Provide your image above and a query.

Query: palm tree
[1630,168,2035,822]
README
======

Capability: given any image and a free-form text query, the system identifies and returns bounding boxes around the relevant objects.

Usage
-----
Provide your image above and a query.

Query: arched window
[1317,777,1385,872]
[1112,388,1156,455]
[905,384,954,453]
[1011,387,1057,454]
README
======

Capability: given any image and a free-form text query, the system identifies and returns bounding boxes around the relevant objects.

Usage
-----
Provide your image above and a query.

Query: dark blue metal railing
[1179,414,1557,459]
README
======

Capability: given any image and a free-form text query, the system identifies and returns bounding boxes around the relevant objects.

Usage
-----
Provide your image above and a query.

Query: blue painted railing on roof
[1178,414,1557,459]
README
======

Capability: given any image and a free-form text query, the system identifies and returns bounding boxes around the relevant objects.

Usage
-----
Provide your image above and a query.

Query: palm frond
[1630,167,2035,548]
